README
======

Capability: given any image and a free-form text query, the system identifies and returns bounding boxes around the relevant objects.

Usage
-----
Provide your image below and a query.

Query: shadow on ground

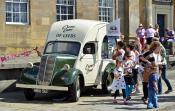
[0,87,108,104]
[158,95,175,102]
[0,90,70,104]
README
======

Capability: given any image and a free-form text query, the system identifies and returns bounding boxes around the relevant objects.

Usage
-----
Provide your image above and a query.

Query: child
[123,51,135,100]
[110,59,127,104]
[112,41,125,61]
[147,62,159,109]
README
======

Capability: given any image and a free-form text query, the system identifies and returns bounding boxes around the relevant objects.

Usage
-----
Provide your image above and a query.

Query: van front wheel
[68,76,80,102]
[24,89,35,100]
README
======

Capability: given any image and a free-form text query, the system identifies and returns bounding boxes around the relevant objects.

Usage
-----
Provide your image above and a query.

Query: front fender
[20,66,39,84]
[51,68,83,86]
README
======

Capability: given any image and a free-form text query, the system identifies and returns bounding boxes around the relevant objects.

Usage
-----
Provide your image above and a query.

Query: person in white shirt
[152,38,173,94]
[145,24,156,45]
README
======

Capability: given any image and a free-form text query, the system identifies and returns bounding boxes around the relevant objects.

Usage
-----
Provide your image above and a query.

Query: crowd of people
[110,23,174,109]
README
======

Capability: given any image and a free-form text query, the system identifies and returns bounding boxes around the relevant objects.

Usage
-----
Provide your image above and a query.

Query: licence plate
[34,89,48,93]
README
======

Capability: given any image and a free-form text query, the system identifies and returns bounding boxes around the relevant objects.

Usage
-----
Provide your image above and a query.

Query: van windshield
[44,41,81,56]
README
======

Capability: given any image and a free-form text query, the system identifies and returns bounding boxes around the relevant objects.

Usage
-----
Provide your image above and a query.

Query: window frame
[56,0,75,21]
[5,0,29,25]
[101,36,109,59]
[83,42,96,54]
[44,41,81,56]
[98,0,114,22]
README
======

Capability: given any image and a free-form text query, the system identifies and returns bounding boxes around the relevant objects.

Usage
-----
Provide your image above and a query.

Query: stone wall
[118,0,140,41]
[0,0,55,55]
[76,0,98,20]
[0,0,119,56]
[174,0,175,29]
[0,0,100,55]
[128,0,140,38]
[118,0,126,36]
[139,0,147,27]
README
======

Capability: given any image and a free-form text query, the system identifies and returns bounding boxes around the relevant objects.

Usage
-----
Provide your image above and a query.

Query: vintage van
[16,19,117,102]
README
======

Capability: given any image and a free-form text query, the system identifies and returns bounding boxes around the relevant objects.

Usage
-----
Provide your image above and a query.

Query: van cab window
[44,41,80,56]
[83,43,95,54]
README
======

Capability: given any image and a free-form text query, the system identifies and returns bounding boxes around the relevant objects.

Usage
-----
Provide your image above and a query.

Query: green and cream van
[16,19,117,102]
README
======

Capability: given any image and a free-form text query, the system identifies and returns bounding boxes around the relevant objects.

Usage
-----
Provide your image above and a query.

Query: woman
[139,41,161,104]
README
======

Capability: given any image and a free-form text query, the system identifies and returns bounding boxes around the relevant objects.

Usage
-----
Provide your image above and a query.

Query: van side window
[83,43,95,54]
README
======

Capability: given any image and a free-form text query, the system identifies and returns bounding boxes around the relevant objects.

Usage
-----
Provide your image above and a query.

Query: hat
[149,24,153,28]
[139,24,143,27]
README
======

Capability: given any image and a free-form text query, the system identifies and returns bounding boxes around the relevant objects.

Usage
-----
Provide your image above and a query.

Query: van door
[78,42,101,85]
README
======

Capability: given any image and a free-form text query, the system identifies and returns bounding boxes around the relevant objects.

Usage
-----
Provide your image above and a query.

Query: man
[165,28,174,38]
[145,24,156,45]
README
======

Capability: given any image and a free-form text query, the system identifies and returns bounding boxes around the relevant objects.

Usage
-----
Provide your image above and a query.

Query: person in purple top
[164,28,175,41]
[136,24,145,49]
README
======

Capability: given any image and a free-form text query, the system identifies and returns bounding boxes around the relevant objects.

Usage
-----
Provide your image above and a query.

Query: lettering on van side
[62,25,75,32]
[56,34,76,38]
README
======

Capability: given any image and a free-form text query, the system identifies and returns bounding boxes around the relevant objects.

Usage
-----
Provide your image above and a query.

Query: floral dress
[110,67,126,91]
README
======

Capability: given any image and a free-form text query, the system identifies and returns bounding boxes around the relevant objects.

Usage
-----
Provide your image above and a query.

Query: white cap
[149,24,153,28]
[139,24,143,27]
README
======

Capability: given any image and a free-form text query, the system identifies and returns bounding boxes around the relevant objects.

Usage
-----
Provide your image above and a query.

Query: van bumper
[16,83,68,91]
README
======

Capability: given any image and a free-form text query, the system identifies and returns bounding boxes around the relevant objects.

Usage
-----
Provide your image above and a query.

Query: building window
[99,0,113,22]
[5,0,29,24]
[56,0,75,21]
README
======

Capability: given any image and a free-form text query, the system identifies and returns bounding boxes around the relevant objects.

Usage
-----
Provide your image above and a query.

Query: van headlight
[26,62,33,68]
[62,64,70,71]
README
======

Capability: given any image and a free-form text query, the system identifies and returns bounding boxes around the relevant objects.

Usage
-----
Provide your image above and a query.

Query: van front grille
[37,55,56,85]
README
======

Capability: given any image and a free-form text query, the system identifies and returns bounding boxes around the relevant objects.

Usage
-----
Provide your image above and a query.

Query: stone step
[0,80,16,93]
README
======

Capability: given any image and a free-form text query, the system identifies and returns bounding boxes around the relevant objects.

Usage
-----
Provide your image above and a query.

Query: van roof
[47,19,107,43]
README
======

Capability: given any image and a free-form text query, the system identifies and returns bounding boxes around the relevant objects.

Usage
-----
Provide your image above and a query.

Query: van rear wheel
[102,73,113,94]
[24,89,35,100]
[68,76,81,102]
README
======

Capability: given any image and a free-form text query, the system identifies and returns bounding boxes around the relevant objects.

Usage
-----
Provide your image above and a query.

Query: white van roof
[47,19,107,43]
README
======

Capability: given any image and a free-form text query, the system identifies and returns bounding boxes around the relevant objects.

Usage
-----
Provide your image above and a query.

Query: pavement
[0,69,174,111]
[112,69,175,111]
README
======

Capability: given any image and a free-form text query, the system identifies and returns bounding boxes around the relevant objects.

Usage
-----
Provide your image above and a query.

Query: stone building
[0,0,118,55]
[0,0,174,55]
[119,0,174,40]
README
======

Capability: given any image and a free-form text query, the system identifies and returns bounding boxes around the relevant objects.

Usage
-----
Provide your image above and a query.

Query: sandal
[113,99,118,103]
